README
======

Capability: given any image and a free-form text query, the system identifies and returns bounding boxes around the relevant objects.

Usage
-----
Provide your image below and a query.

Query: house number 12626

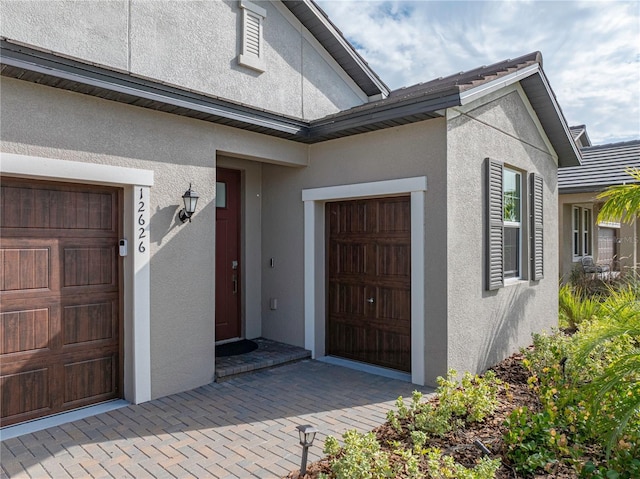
[138,188,146,253]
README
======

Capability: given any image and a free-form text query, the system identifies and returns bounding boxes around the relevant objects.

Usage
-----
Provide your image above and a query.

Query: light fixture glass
[179,184,200,223]
[297,424,318,446]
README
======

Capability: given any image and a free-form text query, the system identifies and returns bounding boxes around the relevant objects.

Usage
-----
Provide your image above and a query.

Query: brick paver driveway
[1,360,432,478]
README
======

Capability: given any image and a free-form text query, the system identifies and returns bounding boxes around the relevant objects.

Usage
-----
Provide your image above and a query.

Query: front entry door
[215,168,241,341]
[327,196,411,372]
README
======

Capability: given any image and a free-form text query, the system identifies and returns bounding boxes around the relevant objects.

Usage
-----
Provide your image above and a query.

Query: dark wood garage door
[327,196,411,372]
[1,178,122,426]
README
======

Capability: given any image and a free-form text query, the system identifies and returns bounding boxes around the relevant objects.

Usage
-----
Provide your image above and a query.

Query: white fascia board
[297,0,389,98]
[302,176,427,202]
[459,63,540,106]
[533,68,582,163]
[0,153,154,186]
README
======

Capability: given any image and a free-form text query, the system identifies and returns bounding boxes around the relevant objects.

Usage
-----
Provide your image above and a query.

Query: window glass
[583,209,592,255]
[503,170,521,223]
[503,168,522,280]
[504,226,520,278]
[216,182,227,208]
[573,207,580,256]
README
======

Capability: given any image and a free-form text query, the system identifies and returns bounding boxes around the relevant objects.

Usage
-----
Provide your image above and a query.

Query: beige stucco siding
[0,77,305,399]
[260,119,448,382]
[0,0,367,120]
[446,85,559,376]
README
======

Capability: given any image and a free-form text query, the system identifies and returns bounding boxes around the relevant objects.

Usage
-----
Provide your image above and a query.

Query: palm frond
[596,167,640,223]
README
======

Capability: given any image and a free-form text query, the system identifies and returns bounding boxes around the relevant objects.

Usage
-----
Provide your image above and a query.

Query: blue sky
[316,0,640,145]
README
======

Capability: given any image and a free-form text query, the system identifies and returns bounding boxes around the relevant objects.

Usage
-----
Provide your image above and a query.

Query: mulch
[287,352,580,478]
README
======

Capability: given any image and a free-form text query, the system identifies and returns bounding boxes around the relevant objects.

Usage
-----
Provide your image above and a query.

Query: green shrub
[425,448,500,479]
[322,430,393,479]
[390,371,501,438]
[559,283,601,330]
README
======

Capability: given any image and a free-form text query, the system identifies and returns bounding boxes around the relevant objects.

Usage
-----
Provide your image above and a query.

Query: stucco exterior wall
[558,192,598,280]
[0,77,305,399]
[260,119,449,384]
[0,0,367,120]
[446,85,560,377]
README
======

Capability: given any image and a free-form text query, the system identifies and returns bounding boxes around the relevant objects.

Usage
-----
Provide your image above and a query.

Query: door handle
[367,297,374,304]
[232,274,237,294]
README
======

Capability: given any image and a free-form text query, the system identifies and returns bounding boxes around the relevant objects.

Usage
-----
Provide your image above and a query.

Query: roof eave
[0,39,310,139]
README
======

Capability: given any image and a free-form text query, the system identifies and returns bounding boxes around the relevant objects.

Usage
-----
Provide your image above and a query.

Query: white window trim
[571,205,593,261]
[572,206,581,260]
[238,0,266,73]
[0,152,153,405]
[302,177,427,386]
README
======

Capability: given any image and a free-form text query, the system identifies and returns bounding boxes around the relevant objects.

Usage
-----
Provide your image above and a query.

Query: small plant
[388,370,501,438]
[425,448,501,479]
[559,283,600,330]
[323,430,393,479]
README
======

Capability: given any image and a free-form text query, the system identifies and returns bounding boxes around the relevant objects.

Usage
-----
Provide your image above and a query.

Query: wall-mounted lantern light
[296,424,318,476]
[178,184,199,223]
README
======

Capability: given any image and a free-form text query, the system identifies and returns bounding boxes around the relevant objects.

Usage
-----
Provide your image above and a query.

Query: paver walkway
[1,360,432,479]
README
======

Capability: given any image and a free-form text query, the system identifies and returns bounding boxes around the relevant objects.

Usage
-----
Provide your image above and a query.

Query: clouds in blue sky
[316,0,640,144]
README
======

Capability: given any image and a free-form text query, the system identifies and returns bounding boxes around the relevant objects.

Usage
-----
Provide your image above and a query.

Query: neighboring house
[558,134,640,279]
[0,0,579,427]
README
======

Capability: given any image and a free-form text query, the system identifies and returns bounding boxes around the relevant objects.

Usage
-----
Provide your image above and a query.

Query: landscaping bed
[288,351,577,478]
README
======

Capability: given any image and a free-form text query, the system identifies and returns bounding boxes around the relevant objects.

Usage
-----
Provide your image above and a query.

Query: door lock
[232,260,238,270]
[367,297,374,304]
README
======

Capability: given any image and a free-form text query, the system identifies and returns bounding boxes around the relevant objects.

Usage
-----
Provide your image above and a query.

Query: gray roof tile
[558,140,640,193]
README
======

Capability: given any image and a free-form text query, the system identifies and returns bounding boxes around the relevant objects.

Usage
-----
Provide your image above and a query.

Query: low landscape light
[296,424,318,476]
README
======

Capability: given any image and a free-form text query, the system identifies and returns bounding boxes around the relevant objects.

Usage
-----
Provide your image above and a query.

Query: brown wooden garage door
[0,178,122,426]
[327,196,411,372]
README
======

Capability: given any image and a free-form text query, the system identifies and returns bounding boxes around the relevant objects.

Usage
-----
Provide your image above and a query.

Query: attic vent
[238,0,266,72]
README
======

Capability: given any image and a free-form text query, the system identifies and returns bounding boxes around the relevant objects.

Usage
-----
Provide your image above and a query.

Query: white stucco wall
[0,0,367,120]
[0,76,306,399]
[446,84,560,377]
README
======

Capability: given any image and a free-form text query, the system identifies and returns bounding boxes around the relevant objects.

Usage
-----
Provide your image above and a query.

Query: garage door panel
[62,245,116,288]
[378,287,411,321]
[1,367,51,421]
[377,243,410,277]
[63,298,117,346]
[0,241,58,294]
[378,198,410,232]
[63,355,117,407]
[1,182,116,232]
[1,308,51,355]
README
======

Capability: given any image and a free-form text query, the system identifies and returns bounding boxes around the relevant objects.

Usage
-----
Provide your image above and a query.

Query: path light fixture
[296,424,318,477]
[178,184,199,223]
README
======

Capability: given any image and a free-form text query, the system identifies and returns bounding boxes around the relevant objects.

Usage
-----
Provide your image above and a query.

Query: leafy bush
[425,448,500,479]
[389,371,501,438]
[322,371,502,479]
[506,285,640,477]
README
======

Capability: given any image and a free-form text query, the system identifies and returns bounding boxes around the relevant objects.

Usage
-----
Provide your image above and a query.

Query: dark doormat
[215,339,259,358]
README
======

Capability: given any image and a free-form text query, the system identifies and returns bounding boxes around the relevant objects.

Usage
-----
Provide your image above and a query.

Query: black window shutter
[486,158,504,290]
[530,173,544,280]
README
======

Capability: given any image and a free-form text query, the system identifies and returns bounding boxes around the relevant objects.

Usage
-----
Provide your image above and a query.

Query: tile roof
[558,140,640,193]
[569,124,592,147]
[312,52,542,124]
